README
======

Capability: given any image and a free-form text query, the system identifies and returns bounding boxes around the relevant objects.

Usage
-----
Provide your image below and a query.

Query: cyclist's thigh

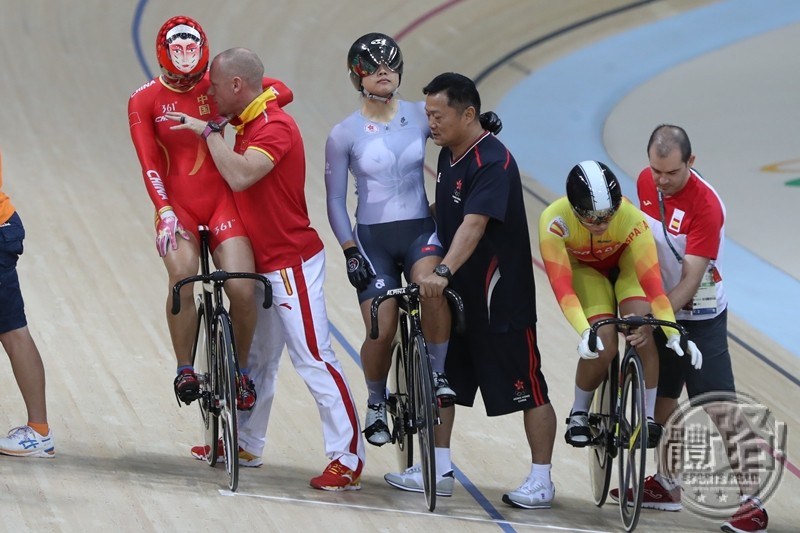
[683,311,735,398]
[0,213,27,333]
[476,325,551,416]
[206,193,249,254]
[572,261,616,320]
[171,204,203,244]
[444,330,479,408]
[354,222,404,303]
[161,227,200,280]
[212,236,255,273]
[359,295,398,340]
[405,217,444,281]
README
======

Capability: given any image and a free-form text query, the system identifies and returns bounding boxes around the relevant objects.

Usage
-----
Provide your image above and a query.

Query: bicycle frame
[586,315,688,532]
[171,226,271,492]
[370,283,465,512]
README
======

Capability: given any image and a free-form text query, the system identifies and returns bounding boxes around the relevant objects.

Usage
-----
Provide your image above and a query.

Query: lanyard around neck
[657,191,684,263]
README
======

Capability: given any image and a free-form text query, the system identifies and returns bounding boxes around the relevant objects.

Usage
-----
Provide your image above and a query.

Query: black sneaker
[174,368,201,405]
[565,411,591,447]
[433,372,456,407]
[647,417,663,448]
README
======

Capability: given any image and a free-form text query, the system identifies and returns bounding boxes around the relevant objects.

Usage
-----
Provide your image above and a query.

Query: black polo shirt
[434,132,537,331]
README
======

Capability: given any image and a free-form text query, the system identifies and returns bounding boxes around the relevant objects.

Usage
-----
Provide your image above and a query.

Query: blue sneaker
[0,425,55,458]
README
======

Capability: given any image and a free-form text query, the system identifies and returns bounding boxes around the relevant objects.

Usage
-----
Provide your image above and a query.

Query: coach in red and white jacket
[632,124,768,532]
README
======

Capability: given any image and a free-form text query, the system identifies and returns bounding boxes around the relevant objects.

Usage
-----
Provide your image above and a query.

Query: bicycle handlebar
[171,270,272,315]
[587,315,689,353]
[369,283,466,340]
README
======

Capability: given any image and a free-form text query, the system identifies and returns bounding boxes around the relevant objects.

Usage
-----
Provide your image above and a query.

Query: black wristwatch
[202,120,223,140]
[433,264,452,283]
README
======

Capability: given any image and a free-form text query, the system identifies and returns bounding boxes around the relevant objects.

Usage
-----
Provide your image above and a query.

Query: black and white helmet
[566,160,622,224]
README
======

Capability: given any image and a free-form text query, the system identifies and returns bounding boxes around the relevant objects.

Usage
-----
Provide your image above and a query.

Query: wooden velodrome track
[1,0,798,531]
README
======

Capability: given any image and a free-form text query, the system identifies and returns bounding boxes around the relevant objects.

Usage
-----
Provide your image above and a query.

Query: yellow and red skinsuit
[539,197,678,337]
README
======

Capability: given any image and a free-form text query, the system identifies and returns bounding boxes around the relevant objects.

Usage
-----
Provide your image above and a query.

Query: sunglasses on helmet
[573,206,616,226]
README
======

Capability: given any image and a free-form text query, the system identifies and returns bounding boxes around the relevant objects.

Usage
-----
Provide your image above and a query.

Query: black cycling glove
[344,246,375,292]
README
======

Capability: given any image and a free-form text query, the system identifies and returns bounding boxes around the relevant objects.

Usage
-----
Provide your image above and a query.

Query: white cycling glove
[578,329,604,359]
[666,334,703,370]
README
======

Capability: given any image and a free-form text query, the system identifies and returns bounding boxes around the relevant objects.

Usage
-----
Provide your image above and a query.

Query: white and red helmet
[156,15,209,89]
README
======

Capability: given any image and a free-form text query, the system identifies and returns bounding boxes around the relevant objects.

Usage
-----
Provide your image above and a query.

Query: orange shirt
[0,150,16,224]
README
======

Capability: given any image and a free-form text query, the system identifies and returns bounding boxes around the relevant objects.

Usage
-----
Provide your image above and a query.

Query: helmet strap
[362,88,395,103]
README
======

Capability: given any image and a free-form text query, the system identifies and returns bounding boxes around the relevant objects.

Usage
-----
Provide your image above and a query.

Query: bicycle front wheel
[618,352,647,531]
[411,334,437,512]
[589,354,618,506]
[214,312,239,492]
[387,325,413,470]
[192,300,218,466]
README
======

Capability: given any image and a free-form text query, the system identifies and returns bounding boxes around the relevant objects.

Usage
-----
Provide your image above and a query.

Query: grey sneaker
[502,478,555,509]
[384,464,455,496]
[564,411,591,447]
[432,372,455,399]
[364,402,391,446]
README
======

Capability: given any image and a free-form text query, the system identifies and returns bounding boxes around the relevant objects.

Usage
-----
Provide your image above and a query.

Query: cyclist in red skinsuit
[127,16,293,409]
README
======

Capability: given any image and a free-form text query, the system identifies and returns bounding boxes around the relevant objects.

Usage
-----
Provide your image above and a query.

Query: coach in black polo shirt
[383,72,558,510]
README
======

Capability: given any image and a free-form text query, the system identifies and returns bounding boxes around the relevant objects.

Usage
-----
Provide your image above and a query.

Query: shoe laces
[735,496,764,514]
[325,460,349,476]
[175,370,196,387]
[515,477,551,496]
[368,402,386,416]
[568,411,589,426]
[6,425,33,440]
[403,464,422,475]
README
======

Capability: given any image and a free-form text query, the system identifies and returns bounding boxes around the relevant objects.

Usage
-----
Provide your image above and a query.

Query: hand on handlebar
[666,334,703,370]
[578,328,604,359]
[156,208,190,257]
[418,273,448,298]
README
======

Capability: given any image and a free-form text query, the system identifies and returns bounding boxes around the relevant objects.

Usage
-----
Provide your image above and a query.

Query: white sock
[572,385,594,414]
[435,447,452,476]
[646,388,657,420]
[529,463,552,486]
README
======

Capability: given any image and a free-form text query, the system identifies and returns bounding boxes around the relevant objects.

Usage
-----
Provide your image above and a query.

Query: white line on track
[219,489,613,533]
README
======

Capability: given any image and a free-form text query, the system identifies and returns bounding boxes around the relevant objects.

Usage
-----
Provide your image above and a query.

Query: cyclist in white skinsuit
[325,33,454,449]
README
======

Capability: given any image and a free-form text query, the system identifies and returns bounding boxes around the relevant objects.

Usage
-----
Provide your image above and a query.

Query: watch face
[435,265,450,277]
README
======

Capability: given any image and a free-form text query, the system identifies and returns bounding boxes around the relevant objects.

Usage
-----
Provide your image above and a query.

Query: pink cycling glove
[156,208,190,257]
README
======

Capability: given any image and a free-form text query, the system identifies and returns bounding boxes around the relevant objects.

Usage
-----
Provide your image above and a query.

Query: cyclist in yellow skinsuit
[538,160,701,448]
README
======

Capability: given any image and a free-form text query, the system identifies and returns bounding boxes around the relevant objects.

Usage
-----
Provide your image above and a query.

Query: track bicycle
[369,283,465,512]
[171,226,272,492]
[586,315,689,532]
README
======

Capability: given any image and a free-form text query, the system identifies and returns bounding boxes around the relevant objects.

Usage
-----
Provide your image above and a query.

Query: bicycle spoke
[588,355,617,506]
[412,335,437,512]
[388,327,414,470]
[193,301,218,467]
[216,313,239,492]
[618,354,646,532]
